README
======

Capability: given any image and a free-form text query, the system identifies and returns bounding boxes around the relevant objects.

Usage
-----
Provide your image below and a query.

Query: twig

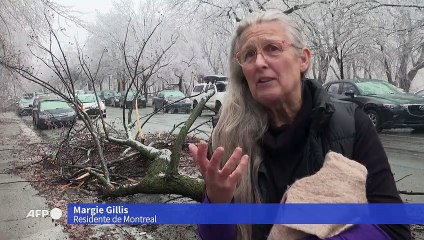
[115,225,135,240]
[399,190,424,195]
[396,174,412,182]
[164,196,186,203]
[107,152,141,166]
[0,180,47,185]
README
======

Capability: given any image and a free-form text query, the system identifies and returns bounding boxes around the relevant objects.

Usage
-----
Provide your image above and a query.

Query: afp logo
[26,208,62,220]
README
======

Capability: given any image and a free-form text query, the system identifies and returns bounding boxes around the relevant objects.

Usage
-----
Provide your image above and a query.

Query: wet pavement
[0,112,68,239]
[20,106,424,203]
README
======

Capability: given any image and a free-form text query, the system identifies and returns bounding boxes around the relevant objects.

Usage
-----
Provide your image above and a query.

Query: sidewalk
[0,112,68,240]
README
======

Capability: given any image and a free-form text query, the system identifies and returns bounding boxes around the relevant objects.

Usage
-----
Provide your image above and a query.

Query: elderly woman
[189,10,410,240]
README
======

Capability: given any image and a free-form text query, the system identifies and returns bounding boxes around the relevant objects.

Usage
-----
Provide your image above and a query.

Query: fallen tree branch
[107,136,171,162]
[103,175,203,202]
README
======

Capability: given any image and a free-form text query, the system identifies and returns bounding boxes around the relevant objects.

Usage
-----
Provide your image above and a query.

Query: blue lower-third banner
[67,203,424,224]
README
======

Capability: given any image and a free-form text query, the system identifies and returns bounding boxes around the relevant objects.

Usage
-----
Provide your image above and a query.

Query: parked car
[119,90,146,109]
[32,99,76,129]
[100,90,118,106]
[415,89,424,97]
[152,90,191,113]
[75,90,85,95]
[76,94,106,118]
[17,95,35,116]
[190,75,228,114]
[323,79,424,131]
[111,92,121,107]
[31,94,59,119]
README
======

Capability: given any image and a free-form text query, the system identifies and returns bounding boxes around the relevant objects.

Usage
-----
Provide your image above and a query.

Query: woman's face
[237,21,310,106]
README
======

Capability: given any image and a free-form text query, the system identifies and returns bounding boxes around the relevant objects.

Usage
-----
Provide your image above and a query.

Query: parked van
[190,75,228,114]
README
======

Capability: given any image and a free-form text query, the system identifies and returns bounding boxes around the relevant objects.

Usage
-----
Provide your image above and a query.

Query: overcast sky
[54,0,114,22]
[52,0,114,42]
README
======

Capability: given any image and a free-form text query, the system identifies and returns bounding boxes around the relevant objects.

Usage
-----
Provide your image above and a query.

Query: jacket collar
[303,79,335,129]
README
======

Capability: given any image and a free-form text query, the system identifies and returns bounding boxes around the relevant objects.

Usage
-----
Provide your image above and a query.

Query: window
[341,83,359,95]
[40,101,71,111]
[356,81,401,95]
[216,83,227,92]
[327,83,341,94]
[193,85,204,92]
[206,85,214,91]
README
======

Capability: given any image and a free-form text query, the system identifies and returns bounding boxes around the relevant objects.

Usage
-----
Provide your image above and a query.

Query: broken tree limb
[167,96,210,177]
[102,175,203,202]
[107,136,171,162]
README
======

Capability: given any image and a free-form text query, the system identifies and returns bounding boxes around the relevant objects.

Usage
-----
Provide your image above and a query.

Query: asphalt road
[104,105,215,139]
[23,106,424,203]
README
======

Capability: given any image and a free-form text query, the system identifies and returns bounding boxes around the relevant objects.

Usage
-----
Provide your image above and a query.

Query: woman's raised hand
[189,141,249,203]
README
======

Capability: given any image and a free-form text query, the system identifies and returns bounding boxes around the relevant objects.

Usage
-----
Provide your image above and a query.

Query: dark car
[31,94,59,119]
[17,95,35,116]
[119,90,146,109]
[152,90,191,113]
[100,90,118,106]
[110,92,121,107]
[33,99,76,129]
[323,79,424,131]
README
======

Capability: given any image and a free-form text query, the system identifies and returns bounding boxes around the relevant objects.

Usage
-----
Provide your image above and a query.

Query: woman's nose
[253,51,268,67]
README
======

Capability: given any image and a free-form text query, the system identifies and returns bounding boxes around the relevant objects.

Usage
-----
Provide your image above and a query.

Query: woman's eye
[243,49,256,61]
[264,44,282,54]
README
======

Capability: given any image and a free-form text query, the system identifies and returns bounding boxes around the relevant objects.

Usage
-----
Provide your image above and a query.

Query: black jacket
[254,79,410,240]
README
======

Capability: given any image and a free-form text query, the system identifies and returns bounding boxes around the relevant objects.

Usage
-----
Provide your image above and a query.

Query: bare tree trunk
[406,43,424,90]
[312,59,317,80]
[397,54,409,90]
[318,55,331,83]
[143,82,148,102]
[378,43,394,84]
[352,60,358,79]
[346,61,352,80]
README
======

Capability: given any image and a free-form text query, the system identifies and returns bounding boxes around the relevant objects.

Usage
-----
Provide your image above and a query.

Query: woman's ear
[300,48,311,73]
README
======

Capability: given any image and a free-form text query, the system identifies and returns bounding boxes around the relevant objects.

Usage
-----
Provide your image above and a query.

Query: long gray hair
[211,10,308,240]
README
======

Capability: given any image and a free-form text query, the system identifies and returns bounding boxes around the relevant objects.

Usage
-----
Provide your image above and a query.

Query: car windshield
[164,91,185,98]
[216,82,227,92]
[78,94,98,103]
[102,91,115,97]
[356,81,402,95]
[20,98,33,104]
[40,101,71,111]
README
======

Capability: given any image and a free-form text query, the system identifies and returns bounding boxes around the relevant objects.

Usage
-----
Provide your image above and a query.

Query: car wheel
[164,108,169,113]
[365,109,381,131]
[215,101,222,114]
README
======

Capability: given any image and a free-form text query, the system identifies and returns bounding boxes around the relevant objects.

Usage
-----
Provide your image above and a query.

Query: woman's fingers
[188,144,198,162]
[189,143,207,175]
[220,147,242,176]
[209,147,224,174]
[190,142,248,184]
[229,154,249,183]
